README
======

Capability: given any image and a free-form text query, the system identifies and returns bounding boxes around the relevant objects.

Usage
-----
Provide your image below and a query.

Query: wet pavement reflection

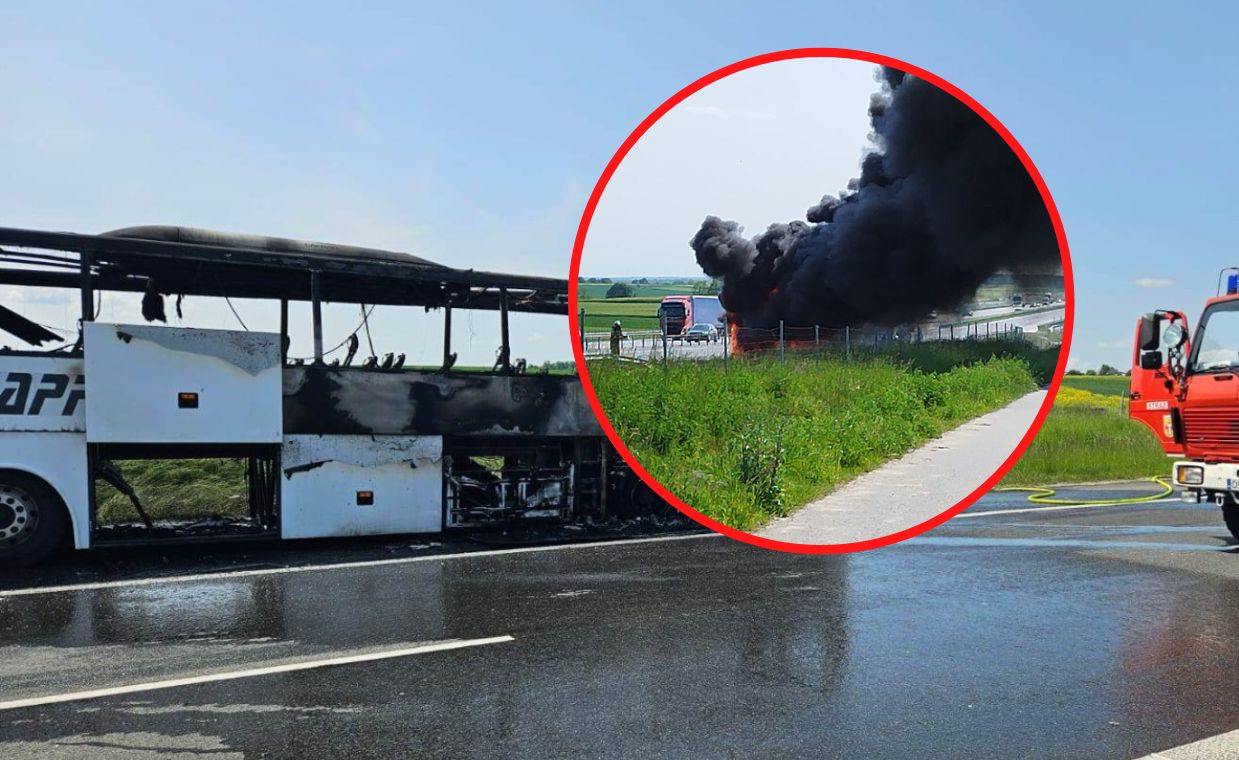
[3,496,1239,757]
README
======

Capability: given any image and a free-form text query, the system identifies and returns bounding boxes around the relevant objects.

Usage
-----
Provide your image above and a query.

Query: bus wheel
[630,479,672,517]
[1222,497,1239,544]
[0,473,68,568]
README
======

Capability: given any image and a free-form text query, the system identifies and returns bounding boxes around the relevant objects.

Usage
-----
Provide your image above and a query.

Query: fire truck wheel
[0,473,68,568]
[1222,498,1239,544]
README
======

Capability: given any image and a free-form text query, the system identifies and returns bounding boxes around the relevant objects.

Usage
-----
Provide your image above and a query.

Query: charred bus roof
[0,225,568,314]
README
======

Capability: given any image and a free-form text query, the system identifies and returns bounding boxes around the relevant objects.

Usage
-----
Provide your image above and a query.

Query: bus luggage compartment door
[84,323,282,444]
[280,434,443,539]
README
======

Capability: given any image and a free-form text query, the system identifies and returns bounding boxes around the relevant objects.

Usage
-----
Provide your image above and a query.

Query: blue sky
[1,1,1237,369]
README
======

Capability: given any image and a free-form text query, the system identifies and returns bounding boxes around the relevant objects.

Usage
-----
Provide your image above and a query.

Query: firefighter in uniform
[610,320,626,356]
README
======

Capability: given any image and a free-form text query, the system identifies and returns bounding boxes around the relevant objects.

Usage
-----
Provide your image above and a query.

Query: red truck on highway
[1130,268,1239,539]
[658,295,724,337]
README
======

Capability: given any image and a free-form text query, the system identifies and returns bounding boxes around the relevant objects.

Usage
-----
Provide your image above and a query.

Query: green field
[579,296,663,330]
[576,280,712,331]
[589,341,1049,531]
[1003,380,1167,485]
[576,282,703,300]
[1061,374,1129,396]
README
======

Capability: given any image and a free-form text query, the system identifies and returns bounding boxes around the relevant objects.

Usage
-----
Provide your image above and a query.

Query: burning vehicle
[0,225,657,567]
[689,66,1061,350]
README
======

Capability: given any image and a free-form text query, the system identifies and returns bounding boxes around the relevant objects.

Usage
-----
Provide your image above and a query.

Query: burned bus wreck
[0,225,655,566]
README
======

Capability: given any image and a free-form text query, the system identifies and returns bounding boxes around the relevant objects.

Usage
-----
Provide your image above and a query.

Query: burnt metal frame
[0,225,568,317]
[441,435,578,529]
[0,226,567,365]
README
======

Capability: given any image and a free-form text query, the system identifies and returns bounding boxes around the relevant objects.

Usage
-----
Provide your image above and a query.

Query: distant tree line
[1065,364,1128,376]
[692,278,721,295]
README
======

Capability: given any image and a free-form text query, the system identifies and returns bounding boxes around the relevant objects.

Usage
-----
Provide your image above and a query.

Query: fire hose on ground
[992,476,1174,506]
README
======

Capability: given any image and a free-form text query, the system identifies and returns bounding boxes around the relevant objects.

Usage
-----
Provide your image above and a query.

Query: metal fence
[581,318,1026,364]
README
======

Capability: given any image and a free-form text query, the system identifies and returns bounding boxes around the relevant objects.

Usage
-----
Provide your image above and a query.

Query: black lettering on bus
[0,372,32,415]
[28,374,70,415]
[62,376,84,417]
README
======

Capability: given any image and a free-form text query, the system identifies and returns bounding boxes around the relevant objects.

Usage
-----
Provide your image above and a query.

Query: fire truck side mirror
[1140,351,1164,371]
[1138,313,1161,351]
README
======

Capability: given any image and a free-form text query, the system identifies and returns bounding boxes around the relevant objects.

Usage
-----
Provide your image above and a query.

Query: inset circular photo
[569,49,1072,552]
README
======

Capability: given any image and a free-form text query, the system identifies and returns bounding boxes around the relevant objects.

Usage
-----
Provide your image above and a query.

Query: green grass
[579,297,663,330]
[1002,406,1168,485]
[97,458,249,523]
[1061,374,1129,396]
[588,347,1041,531]
[1003,379,1167,484]
[872,339,1058,386]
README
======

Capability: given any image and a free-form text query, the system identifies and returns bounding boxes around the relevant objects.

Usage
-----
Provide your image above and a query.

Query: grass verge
[589,344,1043,531]
[1003,382,1168,485]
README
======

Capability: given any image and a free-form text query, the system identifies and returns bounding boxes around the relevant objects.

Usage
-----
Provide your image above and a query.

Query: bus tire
[0,472,68,568]
[1222,497,1239,544]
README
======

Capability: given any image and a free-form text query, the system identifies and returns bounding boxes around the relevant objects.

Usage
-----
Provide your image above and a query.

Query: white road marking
[0,532,720,599]
[1132,726,1239,759]
[954,497,1177,519]
[0,636,514,711]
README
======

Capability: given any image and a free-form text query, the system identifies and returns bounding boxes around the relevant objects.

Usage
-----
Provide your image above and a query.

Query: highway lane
[3,490,1239,758]
[584,305,1065,362]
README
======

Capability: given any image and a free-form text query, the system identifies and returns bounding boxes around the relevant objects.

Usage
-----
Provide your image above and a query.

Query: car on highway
[683,323,720,343]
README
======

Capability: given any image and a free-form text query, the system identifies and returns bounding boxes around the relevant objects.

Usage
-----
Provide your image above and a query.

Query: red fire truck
[1130,268,1239,539]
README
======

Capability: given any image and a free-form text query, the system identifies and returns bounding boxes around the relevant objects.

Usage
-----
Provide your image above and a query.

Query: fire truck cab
[1130,268,1239,539]
[0,226,643,567]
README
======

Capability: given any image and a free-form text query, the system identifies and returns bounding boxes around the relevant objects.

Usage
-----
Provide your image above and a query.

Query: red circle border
[568,47,1074,554]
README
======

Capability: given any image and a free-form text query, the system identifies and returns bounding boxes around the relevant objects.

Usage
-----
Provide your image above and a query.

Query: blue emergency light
[1229,273,1239,295]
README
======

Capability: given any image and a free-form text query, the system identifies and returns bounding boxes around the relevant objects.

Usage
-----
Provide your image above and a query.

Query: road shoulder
[757,390,1047,544]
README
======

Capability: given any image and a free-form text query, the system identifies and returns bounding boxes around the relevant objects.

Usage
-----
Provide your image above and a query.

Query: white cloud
[1097,338,1128,349]
[1135,277,1174,288]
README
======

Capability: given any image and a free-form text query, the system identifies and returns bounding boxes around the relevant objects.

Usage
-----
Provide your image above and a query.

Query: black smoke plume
[691,66,1058,329]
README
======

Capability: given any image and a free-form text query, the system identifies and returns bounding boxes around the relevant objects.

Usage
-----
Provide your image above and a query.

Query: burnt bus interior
[89,445,280,542]
[0,225,640,544]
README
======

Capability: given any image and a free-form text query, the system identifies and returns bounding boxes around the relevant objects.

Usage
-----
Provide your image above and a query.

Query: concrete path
[757,389,1048,545]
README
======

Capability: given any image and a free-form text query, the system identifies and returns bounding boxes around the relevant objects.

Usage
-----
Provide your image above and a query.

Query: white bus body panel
[84,323,282,444]
[0,356,89,548]
[280,435,443,539]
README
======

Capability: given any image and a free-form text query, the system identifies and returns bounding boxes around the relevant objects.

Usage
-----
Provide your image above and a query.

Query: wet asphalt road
[3,486,1239,758]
